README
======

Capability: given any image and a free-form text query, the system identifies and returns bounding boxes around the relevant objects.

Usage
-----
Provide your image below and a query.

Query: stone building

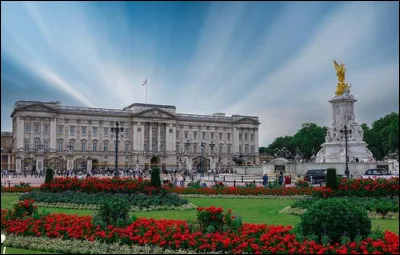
[1,131,14,171]
[9,101,260,174]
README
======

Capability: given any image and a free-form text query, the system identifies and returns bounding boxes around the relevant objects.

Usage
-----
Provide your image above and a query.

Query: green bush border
[279,206,399,219]
[8,201,197,212]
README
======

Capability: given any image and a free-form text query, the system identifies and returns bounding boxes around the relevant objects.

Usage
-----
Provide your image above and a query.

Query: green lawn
[1,247,56,254]
[2,195,398,234]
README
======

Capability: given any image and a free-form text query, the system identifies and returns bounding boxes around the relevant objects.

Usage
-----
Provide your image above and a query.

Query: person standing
[278,170,284,186]
[262,173,269,188]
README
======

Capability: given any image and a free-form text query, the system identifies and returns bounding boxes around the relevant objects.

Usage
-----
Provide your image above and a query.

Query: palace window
[103,141,108,152]
[227,133,231,140]
[245,133,248,141]
[81,126,87,136]
[211,132,214,140]
[34,123,40,133]
[193,143,197,154]
[227,144,231,154]
[93,127,98,137]
[245,144,249,154]
[176,130,179,139]
[184,131,188,139]
[219,132,222,140]
[70,126,75,136]
[44,124,49,133]
[202,132,206,139]
[57,140,63,152]
[24,139,30,150]
[125,142,130,153]
[81,140,87,151]
[125,128,130,138]
[251,134,254,141]
[44,140,49,151]
[58,125,63,134]
[219,144,223,153]
[68,140,75,151]
[193,131,197,139]
[239,145,243,154]
[92,141,98,152]
[103,127,109,136]
[239,133,242,140]
[251,145,255,153]
[34,139,41,150]
[24,123,31,133]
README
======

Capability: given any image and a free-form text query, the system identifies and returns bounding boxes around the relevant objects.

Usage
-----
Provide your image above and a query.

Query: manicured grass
[1,247,55,254]
[2,195,399,234]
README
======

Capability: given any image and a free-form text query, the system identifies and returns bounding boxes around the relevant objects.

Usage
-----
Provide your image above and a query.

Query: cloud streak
[1,1,398,146]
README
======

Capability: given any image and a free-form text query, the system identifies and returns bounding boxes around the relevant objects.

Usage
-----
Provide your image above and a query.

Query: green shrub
[150,167,161,188]
[196,207,242,233]
[14,182,31,188]
[268,179,281,189]
[44,168,54,184]
[92,197,131,228]
[20,191,189,208]
[187,181,201,188]
[326,168,337,190]
[297,198,371,243]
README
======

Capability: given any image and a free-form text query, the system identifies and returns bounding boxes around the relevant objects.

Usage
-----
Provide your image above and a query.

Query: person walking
[278,170,284,186]
[262,173,269,188]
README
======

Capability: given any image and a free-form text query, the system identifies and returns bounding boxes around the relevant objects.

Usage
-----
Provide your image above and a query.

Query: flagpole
[146,81,147,104]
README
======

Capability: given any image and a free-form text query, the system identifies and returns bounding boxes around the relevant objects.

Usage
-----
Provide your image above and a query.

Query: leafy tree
[291,123,327,159]
[265,136,295,156]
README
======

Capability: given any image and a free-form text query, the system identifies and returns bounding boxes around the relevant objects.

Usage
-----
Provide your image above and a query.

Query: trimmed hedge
[19,191,189,209]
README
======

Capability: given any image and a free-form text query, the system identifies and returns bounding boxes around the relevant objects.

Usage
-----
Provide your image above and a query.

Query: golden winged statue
[334,60,351,96]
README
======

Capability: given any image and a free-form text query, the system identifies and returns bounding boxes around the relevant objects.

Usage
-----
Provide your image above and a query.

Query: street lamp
[340,110,353,179]
[199,142,206,176]
[111,122,124,177]
[209,141,215,171]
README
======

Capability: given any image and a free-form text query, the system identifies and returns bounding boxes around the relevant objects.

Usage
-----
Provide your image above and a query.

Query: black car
[304,169,346,184]
[304,169,327,184]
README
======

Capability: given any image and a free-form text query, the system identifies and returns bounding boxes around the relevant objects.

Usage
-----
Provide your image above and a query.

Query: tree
[362,112,399,160]
[291,123,327,159]
[265,136,295,156]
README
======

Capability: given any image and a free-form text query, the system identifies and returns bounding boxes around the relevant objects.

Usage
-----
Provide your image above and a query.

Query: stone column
[133,123,137,151]
[86,158,92,175]
[157,123,161,152]
[50,118,56,152]
[165,124,170,151]
[149,123,152,151]
[7,155,11,170]
[17,117,24,149]
[16,156,22,174]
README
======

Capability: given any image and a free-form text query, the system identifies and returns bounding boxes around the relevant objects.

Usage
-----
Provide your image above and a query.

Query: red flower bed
[1,186,40,193]
[336,177,399,197]
[40,177,154,194]
[2,205,398,254]
[164,186,319,196]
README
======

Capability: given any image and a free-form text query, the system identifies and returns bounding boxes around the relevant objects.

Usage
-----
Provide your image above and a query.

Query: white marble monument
[316,60,374,163]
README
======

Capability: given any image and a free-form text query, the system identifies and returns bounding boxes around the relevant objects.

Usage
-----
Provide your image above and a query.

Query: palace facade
[9,101,260,173]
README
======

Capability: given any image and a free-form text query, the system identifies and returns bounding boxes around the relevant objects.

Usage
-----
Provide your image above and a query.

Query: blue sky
[1,1,399,146]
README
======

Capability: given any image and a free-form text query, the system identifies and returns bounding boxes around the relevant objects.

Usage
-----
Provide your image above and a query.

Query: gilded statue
[334,60,351,96]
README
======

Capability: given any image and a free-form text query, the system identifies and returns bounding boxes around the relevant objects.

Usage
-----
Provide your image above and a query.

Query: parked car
[361,168,395,179]
[304,169,346,184]
[304,169,327,184]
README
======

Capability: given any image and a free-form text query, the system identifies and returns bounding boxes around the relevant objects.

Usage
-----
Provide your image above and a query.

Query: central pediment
[133,108,176,119]
[12,102,58,116]
[235,117,260,125]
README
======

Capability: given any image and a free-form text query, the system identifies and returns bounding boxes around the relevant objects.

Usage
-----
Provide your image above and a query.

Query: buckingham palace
[8,101,260,174]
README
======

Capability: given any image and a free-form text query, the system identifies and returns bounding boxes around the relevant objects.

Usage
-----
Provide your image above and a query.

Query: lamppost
[340,110,352,179]
[136,153,139,171]
[209,141,215,171]
[111,122,124,177]
[184,139,191,171]
[199,142,206,176]
[67,144,74,172]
